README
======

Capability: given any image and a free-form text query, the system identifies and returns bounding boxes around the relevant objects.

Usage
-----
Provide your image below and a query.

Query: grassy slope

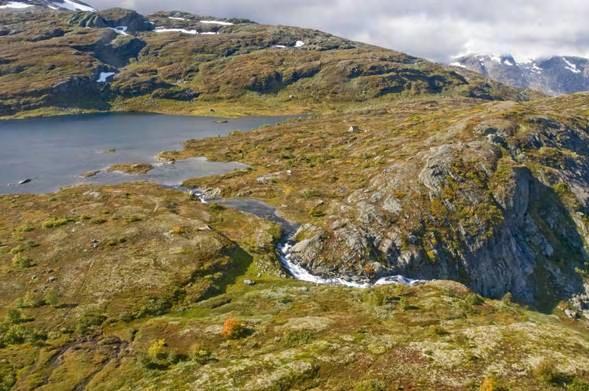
[0,8,589,391]
[0,185,588,390]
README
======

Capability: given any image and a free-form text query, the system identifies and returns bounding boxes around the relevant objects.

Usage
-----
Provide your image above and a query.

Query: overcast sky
[90,0,589,63]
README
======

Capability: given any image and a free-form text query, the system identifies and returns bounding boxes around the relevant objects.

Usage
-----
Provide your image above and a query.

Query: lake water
[0,113,287,194]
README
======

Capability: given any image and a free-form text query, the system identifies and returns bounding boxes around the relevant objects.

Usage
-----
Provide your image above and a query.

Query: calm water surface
[0,113,287,194]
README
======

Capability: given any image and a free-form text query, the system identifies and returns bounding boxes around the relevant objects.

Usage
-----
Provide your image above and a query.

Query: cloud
[89,0,589,62]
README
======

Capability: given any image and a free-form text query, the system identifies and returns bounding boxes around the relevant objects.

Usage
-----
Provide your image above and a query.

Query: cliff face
[289,98,589,308]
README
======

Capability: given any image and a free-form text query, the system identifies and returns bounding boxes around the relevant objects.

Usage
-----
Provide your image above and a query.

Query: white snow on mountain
[200,20,234,26]
[451,53,589,95]
[56,0,94,11]
[0,0,95,11]
[562,57,582,74]
[155,27,198,35]
[449,62,467,68]
[97,72,115,83]
[0,1,33,9]
[530,63,543,74]
[502,57,515,66]
[109,26,128,36]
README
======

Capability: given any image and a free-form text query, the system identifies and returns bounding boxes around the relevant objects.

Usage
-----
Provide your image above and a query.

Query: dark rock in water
[189,187,222,203]
[18,179,32,185]
[81,170,101,178]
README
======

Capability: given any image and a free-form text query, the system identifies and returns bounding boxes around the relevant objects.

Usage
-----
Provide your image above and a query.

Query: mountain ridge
[0,7,531,119]
[452,53,589,95]
[0,0,95,12]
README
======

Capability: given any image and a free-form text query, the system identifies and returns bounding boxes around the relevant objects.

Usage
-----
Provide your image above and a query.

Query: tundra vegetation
[0,6,588,391]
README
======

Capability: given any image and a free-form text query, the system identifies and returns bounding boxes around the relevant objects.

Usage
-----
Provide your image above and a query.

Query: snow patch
[295,40,305,48]
[563,57,582,74]
[53,0,95,12]
[155,27,198,35]
[97,72,115,83]
[530,63,543,74]
[200,20,234,26]
[502,58,515,66]
[109,26,128,36]
[0,1,33,9]
[168,16,187,21]
[449,62,467,69]
[273,45,287,49]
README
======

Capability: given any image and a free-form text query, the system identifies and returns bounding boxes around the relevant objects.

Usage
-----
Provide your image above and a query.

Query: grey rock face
[69,8,154,33]
[79,32,146,68]
[452,54,589,95]
[287,115,589,307]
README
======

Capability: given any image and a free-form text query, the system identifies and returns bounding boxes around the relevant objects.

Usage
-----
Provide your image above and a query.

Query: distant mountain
[451,54,589,95]
[0,0,95,12]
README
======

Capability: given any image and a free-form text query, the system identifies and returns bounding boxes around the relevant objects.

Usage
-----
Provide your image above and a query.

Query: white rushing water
[278,242,424,288]
[189,190,425,289]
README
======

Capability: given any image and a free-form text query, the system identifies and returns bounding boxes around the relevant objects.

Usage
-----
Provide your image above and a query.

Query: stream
[209,196,424,288]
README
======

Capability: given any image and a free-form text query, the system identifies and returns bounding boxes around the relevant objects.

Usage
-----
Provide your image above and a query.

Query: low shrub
[5,309,23,324]
[142,339,188,370]
[0,324,46,346]
[283,330,314,348]
[76,312,107,335]
[12,253,33,268]
[189,344,215,365]
[533,358,570,386]
[44,289,59,307]
[221,318,251,339]
[354,379,385,391]
[16,292,45,308]
[480,376,508,391]
[568,378,589,391]
[42,217,75,229]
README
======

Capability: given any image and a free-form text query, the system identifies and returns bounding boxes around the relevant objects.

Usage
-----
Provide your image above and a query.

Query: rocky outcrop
[287,114,589,308]
[29,28,65,42]
[111,76,172,97]
[69,8,154,33]
[151,88,199,101]
[94,34,146,67]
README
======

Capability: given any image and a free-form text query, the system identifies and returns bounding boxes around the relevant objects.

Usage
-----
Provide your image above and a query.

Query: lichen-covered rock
[287,113,589,307]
